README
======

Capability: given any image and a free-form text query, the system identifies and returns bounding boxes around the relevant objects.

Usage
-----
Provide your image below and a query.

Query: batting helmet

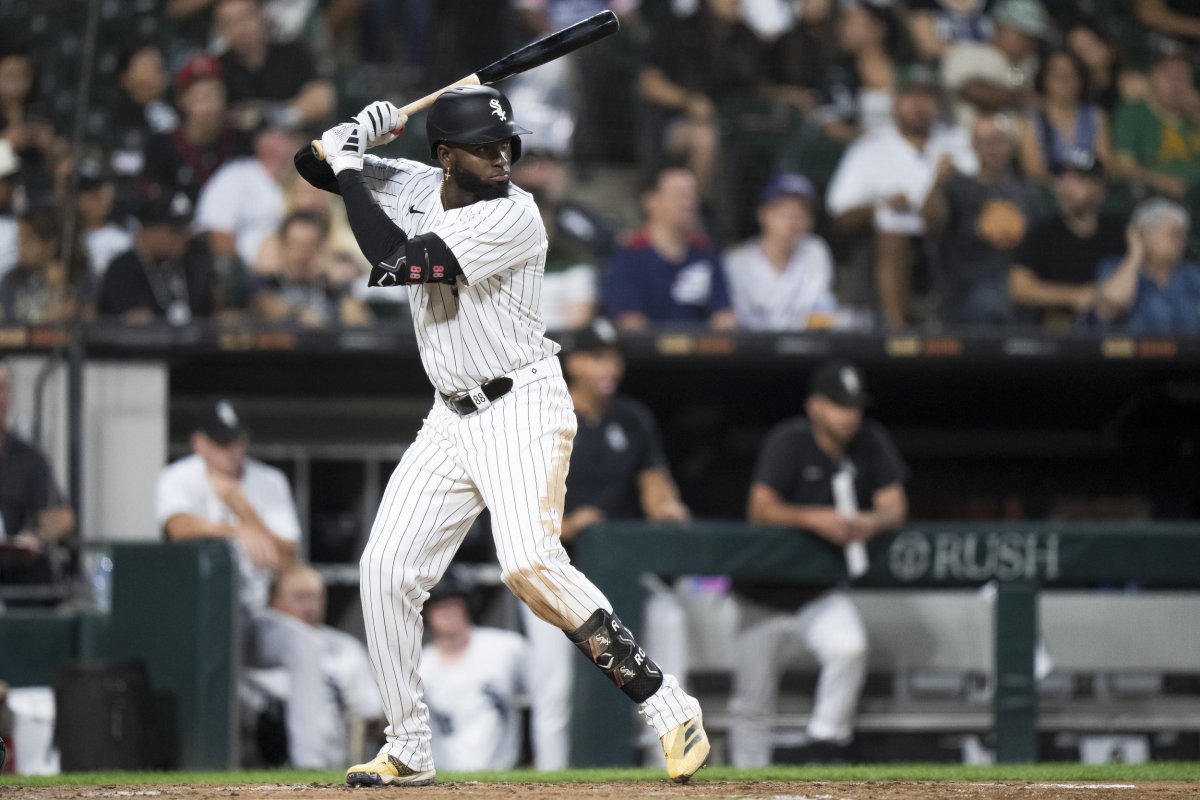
[426,85,531,162]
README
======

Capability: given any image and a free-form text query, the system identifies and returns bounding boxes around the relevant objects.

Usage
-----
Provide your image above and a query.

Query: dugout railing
[569,521,1200,765]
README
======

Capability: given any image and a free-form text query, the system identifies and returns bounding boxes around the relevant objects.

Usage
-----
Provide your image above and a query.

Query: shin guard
[566,609,664,703]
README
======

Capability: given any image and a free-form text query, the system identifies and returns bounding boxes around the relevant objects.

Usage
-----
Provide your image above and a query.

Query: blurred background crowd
[3,0,1200,334]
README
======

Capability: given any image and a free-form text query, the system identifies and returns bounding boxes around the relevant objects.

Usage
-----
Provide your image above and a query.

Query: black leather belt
[442,377,514,416]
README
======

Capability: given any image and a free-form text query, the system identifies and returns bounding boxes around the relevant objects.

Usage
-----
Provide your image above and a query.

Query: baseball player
[294,85,709,785]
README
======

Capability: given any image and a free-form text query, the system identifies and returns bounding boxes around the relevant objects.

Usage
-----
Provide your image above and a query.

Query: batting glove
[321,121,365,174]
[355,101,408,149]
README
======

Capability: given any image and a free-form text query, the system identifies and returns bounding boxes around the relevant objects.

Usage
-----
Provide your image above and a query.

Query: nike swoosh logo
[409,205,424,214]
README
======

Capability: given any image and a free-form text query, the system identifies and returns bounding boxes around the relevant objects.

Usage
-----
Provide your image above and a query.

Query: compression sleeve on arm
[336,169,409,266]
[293,146,340,195]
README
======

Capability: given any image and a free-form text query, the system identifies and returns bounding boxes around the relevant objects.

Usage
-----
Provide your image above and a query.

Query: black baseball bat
[312,11,619,159]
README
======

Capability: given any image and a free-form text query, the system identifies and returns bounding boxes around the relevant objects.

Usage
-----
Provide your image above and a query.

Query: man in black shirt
[1009,149,1126,328]
[97,193,218,324]
[0,359,74,595]
[730,359,908,766]
[522,318,690,771]
[214,0,336,131]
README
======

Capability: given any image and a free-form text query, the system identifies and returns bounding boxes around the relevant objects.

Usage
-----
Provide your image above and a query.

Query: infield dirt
[4,781,1197,800]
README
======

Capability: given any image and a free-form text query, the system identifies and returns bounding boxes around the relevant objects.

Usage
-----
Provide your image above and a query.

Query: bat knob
[310,140,325,160]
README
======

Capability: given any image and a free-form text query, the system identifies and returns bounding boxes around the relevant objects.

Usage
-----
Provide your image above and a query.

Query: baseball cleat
[660,712,710,783]
[345,754,435,787]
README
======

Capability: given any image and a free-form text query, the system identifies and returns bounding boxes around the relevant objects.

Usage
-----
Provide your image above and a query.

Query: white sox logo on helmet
[489,98,507,120]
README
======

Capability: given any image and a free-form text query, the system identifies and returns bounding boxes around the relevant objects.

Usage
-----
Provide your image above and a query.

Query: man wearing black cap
[96,192,218,324]
[418,571,528,772]
[729,360,908,766]
[1009,149,1126,327]
[519,318,691,770]
[155,399,339,768]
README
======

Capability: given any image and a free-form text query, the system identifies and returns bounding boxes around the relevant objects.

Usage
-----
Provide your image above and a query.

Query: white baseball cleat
[660,712,710,783]
[345,753,435,787]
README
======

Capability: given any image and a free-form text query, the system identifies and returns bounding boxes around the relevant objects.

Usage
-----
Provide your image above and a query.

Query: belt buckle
[446,385,490,415]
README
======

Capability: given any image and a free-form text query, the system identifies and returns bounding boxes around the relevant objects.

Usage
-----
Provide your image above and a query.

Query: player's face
[448,140,513,201]
[273,571,325,627]
[808,395,863,448]
[425,596,471,638]
[567,348,624,399]
[195,432,248,478]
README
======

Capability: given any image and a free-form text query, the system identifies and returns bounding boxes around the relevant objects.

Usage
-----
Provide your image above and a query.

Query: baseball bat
[311,10,620,160]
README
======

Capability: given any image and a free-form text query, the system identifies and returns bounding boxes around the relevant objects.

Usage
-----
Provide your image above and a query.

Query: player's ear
[436,144,453,172]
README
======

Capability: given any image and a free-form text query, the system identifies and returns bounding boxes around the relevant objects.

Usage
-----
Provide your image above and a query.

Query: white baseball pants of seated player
[359,356,700,772]
[728,590,868,767]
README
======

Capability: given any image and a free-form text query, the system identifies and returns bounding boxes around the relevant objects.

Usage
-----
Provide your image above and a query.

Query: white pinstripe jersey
[361,155,557,395]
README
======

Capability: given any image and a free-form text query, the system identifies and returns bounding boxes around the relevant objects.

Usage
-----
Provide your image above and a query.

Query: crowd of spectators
[1,0,1200,334]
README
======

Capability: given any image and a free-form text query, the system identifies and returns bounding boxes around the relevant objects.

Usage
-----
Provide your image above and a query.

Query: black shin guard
[566,609,664,703]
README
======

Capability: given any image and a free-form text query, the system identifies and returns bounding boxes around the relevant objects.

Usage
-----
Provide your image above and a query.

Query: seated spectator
[0,359,74,597]
[0,44,62,202]
[729,359,907,766]
[70,159,133,280]
[512,145,613,329]
[1009,150,1126,328]
[1019,49,1114,182]
[723,172,836,330]
[104,40,178,185]
[0,141,17,279]
[0,205,85,324]
[636,0,765,197]
[251,211,372,327]
[196,126,303,269]
[602,165,736,330]
[1096,197,1200,332]
[419,571,528,772]
[243,564,383,768]
[826,65,977,329]
[141,55,251,204]
[922,113,1041,326]
[215,0,336,132]
[156,399,344,768]
[907,0,992,63]
[810,0,905,143]
[941,0,1054,130]
[96,193,219,324]
[1113,50,1200,201]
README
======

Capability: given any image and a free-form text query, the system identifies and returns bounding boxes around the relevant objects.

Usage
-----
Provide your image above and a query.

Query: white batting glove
[354,101,408,149]
[320,121,365,174]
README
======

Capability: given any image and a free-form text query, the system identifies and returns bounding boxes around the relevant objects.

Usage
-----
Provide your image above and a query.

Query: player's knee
[819,631,868,667]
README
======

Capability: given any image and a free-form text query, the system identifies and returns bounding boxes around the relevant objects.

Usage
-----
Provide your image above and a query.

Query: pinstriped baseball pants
[360,359,698,771]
